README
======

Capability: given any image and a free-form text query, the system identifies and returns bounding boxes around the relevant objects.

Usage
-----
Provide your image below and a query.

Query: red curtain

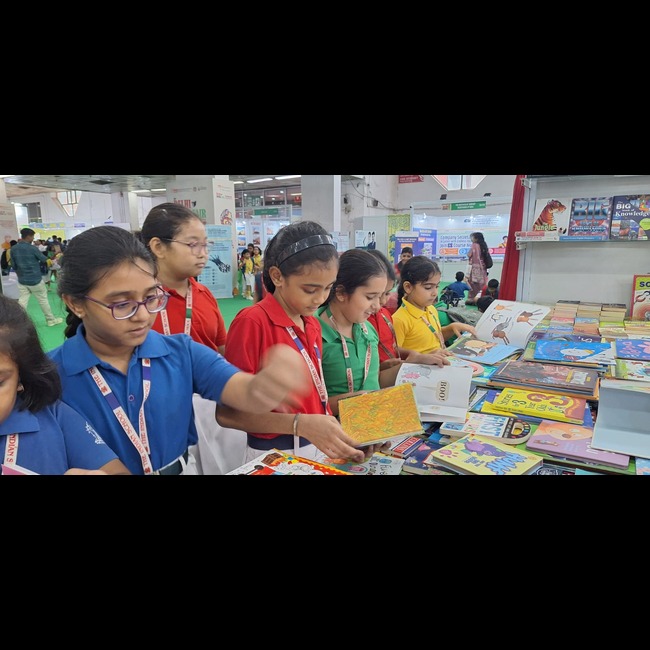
[499,174,526,300]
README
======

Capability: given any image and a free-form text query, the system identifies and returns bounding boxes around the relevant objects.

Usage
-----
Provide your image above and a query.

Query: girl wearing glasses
[48,226,312,476]
[138,202,239,474]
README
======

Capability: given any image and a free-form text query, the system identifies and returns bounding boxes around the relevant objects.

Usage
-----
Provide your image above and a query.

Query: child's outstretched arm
[220,344,312,414]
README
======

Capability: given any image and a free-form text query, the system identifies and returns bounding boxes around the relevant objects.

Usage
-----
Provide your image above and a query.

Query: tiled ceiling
[2,175,364,200]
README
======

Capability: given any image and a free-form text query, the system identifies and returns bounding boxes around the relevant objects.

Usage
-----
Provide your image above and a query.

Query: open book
[447,299,551,365]
[394,362,473,423]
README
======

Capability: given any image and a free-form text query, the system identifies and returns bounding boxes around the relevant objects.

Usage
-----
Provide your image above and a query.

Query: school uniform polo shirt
[367,307,399,363]
[316,306,380,397]
[151,277,227,352]
[392,299,444,354]
[225,293,333,443]
[48,325,240,475]
[0,399,119,475]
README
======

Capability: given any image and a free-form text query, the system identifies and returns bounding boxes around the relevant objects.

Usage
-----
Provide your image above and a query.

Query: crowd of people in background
[1,221,502,475]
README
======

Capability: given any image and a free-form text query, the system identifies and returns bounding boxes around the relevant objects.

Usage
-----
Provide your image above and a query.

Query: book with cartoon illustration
[526,420,630,469]
[531,197,572,236]
[401,438,458,475]
[533,340,615,366]
[630,274,650,320]
[614,338,650,362]
[394,363,473,424]
[424,433,543,476]
[490,388,587,425]
[338,382,424,446]
[227,450,352,475]
[439,411,533,445]
[613,358,650,382]
[314,451,405,475]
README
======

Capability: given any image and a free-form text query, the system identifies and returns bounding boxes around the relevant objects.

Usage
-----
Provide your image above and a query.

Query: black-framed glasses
[160,237,210,256]
[83,291,170,320]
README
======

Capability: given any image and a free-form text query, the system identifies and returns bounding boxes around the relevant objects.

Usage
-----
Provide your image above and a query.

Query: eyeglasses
[160,238,210,256]
[83,291,170,320]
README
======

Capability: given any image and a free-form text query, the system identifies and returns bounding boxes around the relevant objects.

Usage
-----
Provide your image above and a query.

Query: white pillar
[301,175,341,232]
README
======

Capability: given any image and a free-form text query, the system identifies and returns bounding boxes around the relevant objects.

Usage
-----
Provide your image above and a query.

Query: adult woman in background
[465,231,489,305]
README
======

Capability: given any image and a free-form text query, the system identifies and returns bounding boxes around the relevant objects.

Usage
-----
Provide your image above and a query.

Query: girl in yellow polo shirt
[392,256,476,354]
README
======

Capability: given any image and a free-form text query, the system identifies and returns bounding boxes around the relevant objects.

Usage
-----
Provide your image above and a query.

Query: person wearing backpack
[1,240,16,276]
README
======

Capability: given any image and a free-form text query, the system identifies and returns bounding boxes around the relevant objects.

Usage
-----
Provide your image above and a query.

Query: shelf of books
[225,297,650,477]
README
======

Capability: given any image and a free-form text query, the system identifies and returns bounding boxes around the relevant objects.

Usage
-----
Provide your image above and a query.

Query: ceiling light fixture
[247,177,273,184]
[232,180,245,184]
[274,175,301,180]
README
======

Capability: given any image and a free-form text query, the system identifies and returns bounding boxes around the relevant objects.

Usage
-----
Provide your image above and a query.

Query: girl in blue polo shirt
[0,294,129,475]
[49,226,311,476]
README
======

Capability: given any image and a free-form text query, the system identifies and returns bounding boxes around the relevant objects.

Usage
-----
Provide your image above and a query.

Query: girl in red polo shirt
[139,202,239,473]
[366,249,451,370]
[219,220,375,464]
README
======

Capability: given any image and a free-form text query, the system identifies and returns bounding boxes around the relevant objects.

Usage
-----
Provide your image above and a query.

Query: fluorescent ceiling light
[275,175,301,180]
[0,175,15,178]
[247,177,273,184]
[151,188,166,192]
[233,180,245,184]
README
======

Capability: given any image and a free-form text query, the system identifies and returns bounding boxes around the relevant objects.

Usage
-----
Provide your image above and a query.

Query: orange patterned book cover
[339,382,424,447]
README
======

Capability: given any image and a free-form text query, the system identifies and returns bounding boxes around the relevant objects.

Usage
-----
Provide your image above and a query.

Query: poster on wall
[394,231,419,264]
[0,203,18,246]
[329,231,350,252]
[387,213,411,264]
[355,230,369,248]
[197,225,235,300]
[437,229,508,259]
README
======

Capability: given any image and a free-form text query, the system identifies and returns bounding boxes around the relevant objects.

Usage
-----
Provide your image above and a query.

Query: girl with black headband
[219,221,372,465]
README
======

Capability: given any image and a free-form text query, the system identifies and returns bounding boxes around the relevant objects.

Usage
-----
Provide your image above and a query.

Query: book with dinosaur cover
[565,196,612,241]
[394,363,473,424]
[490,388,587,425]
[526,420,631,470]
[609,194,650,241]
[338,382,423,447]
[439,411,533,445]
[424,433,543,476]
[487,359,600,399]
[227,450,352,475]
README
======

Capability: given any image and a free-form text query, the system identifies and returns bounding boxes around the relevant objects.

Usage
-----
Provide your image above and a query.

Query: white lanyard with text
[327,308,371,393]
[3,433,18,469]
[285,326,329,414]
[89,359,154,475]
[160,282,193,336]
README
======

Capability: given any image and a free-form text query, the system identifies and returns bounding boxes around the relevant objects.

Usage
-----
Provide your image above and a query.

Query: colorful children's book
[565,196,612,241]
[531,197,572,235]
[490,388,587,425]
[630,274,650,321]
[614,338,650,361]
[384,435,426,459]
[447,335,522,365]
[530,461,576,475]
[609,194,650,241]
[439,412,533,445]
[613,358,650,382]
[526,420,631,470]
[314,452,405,475]
[487,359,600,399]
[424,433,543,476]
[394,363,473,424]
[338,382,423,446]
[401,439,459,475]
[226,450,352,475]
[533,340,615,366]
[635,457,650,475]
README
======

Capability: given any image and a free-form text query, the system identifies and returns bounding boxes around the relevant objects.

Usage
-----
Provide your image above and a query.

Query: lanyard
[160,282,193,336]
[89,359,154,475]
[286,326,329,414]
[326,307,372,393]
[3,433,18,469]
[378,312,399,359]
[401,302,445,348]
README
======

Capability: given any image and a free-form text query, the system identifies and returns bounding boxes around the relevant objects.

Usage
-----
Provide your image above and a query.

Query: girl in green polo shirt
[317,249,404,417]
